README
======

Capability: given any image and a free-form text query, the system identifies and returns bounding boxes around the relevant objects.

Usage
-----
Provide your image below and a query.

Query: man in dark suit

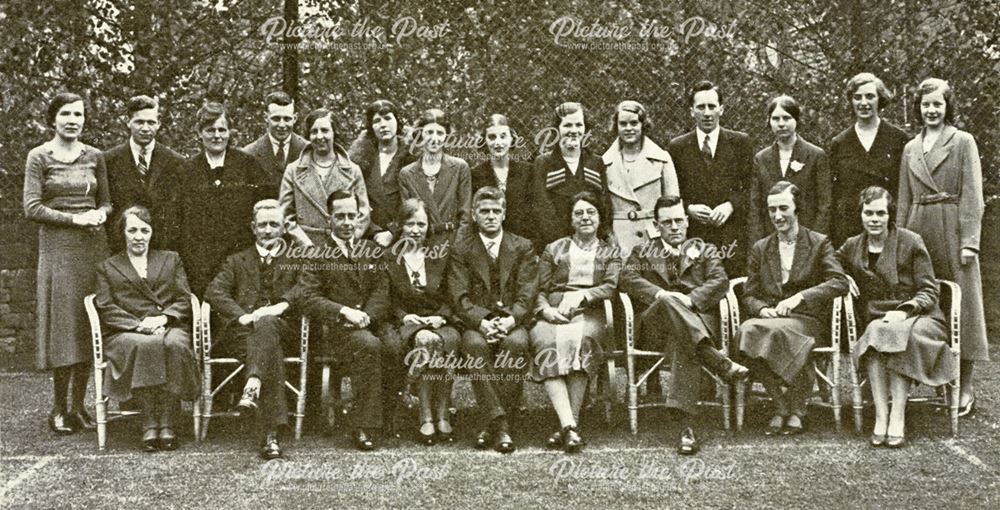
[204,199,301,460]
[296,190,395,451]
[448,186,538,453]
[668,81,754,276]
[104,95,186,253]
[621,195,749,455]
[241,91,308,188]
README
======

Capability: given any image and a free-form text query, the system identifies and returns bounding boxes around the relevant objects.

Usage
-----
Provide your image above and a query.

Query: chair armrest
[199,300,212,362]
[84,294,104,365]
[300,316,310,357]
[937,279,962,353]
[618,292,635,353]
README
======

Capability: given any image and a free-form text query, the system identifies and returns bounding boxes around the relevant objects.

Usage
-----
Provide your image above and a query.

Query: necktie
[262,254,273,266]
[426,174,437,193]
[486,241,497,262]
[276,140,286,165]
[138,148,149,176]
[411,270,423,288]
[701,135,713,160]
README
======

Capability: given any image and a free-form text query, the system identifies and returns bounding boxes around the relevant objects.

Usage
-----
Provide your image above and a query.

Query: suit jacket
[296,238,390,327]
[398,154,472,230]
[94,250,192,334]
[535,237,621,314]
[835,227,942,322]
[385,249,455,339]
[470,159,533,239]
[104,141,186,252]
[447,229,538,328]
[829,121,909,247]
[668,128,753,271]
[620,238,729,314]
[242,133,308,190]
[348,134,415,235]
[744,227,848,320]
[602,137,679,252]
[280,146,371,247]
[530,149,610,251]
[749,136,832,242]
[204,245,302,335]
[178,149,272,296]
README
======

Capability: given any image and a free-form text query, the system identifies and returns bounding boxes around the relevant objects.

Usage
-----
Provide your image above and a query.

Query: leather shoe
[869,434,886,447]
[958,396,976,418]
[677,427,700,455]
[48,411,76,435]
[142,428,159,452]
[68,409,97,431]
[158,428,178,451]
[562,426,585,454]
[354,429,375,451]
[765,416,785,436]
[886,435,906,448]
[494,431,515,454]
[260,432,282,460]
[418,422,436,446]
[782,415,804,436]
[722,361,750,384]
[474,429,492,450]
[546,430,563,449]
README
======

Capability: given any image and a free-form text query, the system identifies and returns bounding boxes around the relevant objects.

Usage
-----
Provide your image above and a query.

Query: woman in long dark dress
[837,187,953,447]
[738,181,848,435]
[530,191,620,453]
[385,199,460,445]
[348,99,415,246]
[178,102,270,295]
[897,78,988,416]
[470,114,532,239]
[95,206,200,451]
[23,92,111,434]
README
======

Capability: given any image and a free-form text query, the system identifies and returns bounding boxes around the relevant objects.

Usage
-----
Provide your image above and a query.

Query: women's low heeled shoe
[886,435,906,448]
[546,430,564,449]
[48,412,76,435]
[158,428,178,451]
[142,428,159,452]
[869,434,886,447]
[435,423,454,444]
[765,416,785,436]
[418,422,436,446]
[562,426,585,454]
[958,397,976,418]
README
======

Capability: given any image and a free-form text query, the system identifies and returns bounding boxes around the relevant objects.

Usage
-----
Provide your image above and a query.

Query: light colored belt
[613,209,655,221]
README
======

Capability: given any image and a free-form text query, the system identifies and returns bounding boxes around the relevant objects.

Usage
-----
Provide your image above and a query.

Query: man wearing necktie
[296,190,396,451]
[621,195,749,455]
[104,95,186,253]
[205,200,302,460]
[448,187,538,453]
[242,91,308,190]
[668,81,753,277]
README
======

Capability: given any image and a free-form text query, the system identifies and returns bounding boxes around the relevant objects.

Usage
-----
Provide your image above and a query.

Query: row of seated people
[91,181,954,460]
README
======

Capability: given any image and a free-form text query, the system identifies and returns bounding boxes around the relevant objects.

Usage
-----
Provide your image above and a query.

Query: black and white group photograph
[1,0,998,507]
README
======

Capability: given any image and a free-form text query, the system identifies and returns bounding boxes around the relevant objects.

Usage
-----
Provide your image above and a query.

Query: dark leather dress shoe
[474,429,492,450]
[354,429,375,451]
[677,427,700,455]
[48,412,77,435]
[68,409,97,431]
[562,426,585,454]
[142,428,159,452]
[869,434,886,447]
[237,386,259,413]
[494,431,515,454]
[158,428,178,451]
[260,432,282,460]
[546,430,563,449]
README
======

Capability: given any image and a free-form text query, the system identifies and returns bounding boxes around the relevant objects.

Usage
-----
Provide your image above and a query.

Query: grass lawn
[1,359,998,509]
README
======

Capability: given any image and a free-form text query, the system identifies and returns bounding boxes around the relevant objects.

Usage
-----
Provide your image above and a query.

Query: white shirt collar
[331,235,354,257]
[127,253,148,278]
[255,242,280,259]
[479,231,504,257]
[129,138,155,167]
[401,250,427,286]
[661,238,681,257]
[696,126,721,157]
[205,151,226,169]
[269,133,290,154]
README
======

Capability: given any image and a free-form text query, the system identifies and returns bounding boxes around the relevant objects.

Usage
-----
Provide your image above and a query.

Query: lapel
[109,253,160,304]
[685,130,709,171]
[146,144,165,188]
[764,235,783,292]
[240,249,263,290]
[410,160,444,221]
[787,228,812,284]
[470,235,493,290]
[432,156,455,205]
[763,143,783,181]
[496,234,515,297]
[648,240,676,285]
[874,228,900,287]
[425,252,445,294]
[852,123,890,178]
[293,157,330,215]
[602,140,640,204]
[677,238,704,277]
[924,125,956,175]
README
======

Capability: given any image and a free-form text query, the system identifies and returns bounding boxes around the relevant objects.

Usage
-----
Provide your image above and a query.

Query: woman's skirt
[529,307,606,381]
[35,223,108,369]
[401,324,460,380]
[853,316,955,387]
[738,314,825,385]
[104,328,200,401]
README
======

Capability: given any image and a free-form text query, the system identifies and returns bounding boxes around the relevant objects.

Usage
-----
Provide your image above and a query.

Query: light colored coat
[279,146,370,247]
[602,137,679,256]
[897,125,988,360]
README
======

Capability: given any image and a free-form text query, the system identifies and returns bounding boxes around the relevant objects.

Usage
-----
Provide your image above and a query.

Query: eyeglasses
[655,218,686,226]
[573,208,599,218]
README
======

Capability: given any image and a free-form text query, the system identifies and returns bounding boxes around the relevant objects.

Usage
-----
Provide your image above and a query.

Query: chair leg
[950,381,960,437]
[192,396,202,442]
[721,380,731,431]
[626,355,638,435]
[295,359,308,441]
[832,351,841,431]
[94,367,107,451]
[604,359,617,426]
[735,380,746,432]
[850,354,864,433]
[201,363,213,440]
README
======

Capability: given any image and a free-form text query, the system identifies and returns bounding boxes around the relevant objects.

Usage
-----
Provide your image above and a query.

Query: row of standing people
[24,73,986,452]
